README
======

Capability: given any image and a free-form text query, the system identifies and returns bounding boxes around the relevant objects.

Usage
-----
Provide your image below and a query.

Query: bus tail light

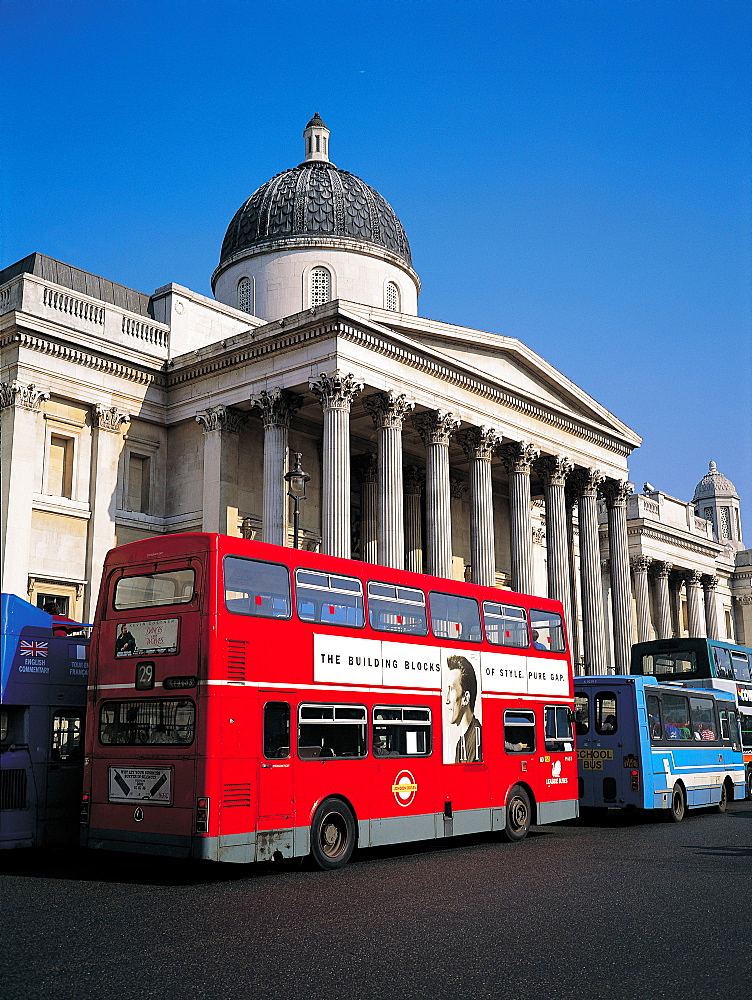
[196,797,210,834]
[80,793,90,824]
[630,770,640,792]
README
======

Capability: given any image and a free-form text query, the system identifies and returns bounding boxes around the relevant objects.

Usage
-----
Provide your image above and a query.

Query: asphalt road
[2,801,750,1000]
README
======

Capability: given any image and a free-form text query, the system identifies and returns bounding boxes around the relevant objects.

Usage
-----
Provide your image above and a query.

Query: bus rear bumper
[83,827,198,859]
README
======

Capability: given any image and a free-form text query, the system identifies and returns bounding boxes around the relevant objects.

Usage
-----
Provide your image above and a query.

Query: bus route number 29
[135,661,155,690]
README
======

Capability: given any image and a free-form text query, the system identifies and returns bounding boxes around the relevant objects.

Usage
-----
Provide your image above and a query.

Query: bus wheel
[310,798,356,870]
[716,781,729,813]
[502,785,531,842]
[667,783,685,823]
[747,770,752,801]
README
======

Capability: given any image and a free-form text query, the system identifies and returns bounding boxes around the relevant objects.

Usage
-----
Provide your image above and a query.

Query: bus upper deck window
[712,646,734,680]
[224,556,291,619]
[483,602,528,648]
[429,592,481,643]
[367,582,428,636]
[574,693,589,735]
[529,609,565,653]
[296,570,364,628]
[114,568,195,610]
[730,651,751,683]
[594,693,617,735]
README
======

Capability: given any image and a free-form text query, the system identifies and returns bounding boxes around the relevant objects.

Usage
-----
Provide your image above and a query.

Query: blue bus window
[646,694,663,741]
[594,693,617,735]
[689,696,717,741]
[574,693,589,736]
[661,693,691,740]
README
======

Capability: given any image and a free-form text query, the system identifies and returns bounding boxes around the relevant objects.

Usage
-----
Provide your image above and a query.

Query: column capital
[701,574,719,590]
[196,405,245,434]
[251,388,302,429]
[651,560,673,579]
[412,409,460,446]
[684,568,703,586]
[309,370,364,411]
[570,467,606,498]
[364,390,415,429]
[537,454,574,487]
[450,476,468,501]
[403,465,424,495]
[457,426,500,461]
[499,440,540,475]
[353,453,378,484]
[0,381,50,412]
[601,478,634,507]
[93,404,131,433]
[631,555,652,573]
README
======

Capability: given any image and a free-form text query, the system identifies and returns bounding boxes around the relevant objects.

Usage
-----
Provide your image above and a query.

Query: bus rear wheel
[502,785,531,842]
[716,781,729,813]
[667,783,685,823]
[310,798,356,870]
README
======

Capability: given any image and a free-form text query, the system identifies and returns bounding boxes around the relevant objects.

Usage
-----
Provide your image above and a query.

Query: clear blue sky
[3,0,751,529]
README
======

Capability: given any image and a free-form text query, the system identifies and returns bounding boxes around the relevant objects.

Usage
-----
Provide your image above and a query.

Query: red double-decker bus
[81,533,578,869]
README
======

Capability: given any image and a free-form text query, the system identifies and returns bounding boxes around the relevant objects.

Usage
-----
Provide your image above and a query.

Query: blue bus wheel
[715,782,728,813]
[667,783,685,823]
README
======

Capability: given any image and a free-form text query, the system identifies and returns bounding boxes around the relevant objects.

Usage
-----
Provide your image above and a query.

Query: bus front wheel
[502,785,532,842]
[310,798,356,870]
[667,783,685,823]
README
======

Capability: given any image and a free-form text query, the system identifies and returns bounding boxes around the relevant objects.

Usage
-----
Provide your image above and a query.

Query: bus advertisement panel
[81,533,578,868]
[574,676,744,820]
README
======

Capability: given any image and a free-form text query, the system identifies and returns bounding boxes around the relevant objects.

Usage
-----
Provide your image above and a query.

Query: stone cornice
[627,523,726,561]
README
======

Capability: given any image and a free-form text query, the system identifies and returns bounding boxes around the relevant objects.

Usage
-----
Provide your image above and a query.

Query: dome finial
[709,460,717,472]
[303,113,330,163]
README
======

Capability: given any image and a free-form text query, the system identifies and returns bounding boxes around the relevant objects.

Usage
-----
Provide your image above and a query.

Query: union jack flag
[19,639,48,658]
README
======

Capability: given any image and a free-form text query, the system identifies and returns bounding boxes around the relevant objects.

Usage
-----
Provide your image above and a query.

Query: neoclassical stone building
[2,115,750,668]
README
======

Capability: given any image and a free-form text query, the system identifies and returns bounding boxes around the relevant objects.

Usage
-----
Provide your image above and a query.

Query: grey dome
[692,461,739,502]
[218,161,412,268]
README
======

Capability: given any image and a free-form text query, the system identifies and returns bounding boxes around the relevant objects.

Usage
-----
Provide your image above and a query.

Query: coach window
[429,592,482,643]
[483,602,528,647]
[298,704,367,759]
[574,693,589,735]
[689,695,717,741]
[263,702,290,759]
[544,705,574,751]
[529,609,566,652]
[224,557,291,619]
[504,710,536,754]
[367,582,428,635]
[711,646,734,680]
[594,692,617,735]
[373,706,432,756]
[296,570,364,628]
[731,651,751,682]
[51,711,83,761]
[646,694,663,742]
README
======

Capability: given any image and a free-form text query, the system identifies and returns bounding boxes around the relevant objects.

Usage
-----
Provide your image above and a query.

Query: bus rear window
[99,699,195,745]
[114,569,195,610]
[640,651,697,677]
[224,556,291,618]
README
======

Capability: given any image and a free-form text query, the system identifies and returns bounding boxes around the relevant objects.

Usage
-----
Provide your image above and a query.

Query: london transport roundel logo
[392,770,418,808]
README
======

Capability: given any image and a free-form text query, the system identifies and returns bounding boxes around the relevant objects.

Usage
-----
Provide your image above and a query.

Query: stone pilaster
[684,569,706,638]
[602,478,634,674]
[413,410,459,579]
[358,454,378,565]
[500,441,540,595]
[365,390,415,569]
[88,403,131,616]
[309,371,363,558]
[251,389,302,546]
[669,571,683,638]
[651,561,673,639]
[701,575,720,640]
[458,427,499,588]
[403,465,423,575]
[631,556,652,643]
[196,405,245,536]
[538,455,574,620]
[0,382,50,597]
[571,468,607,673]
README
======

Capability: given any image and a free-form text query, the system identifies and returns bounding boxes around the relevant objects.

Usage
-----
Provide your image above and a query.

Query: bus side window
[483,602,528,648]
[224,556,291,619]
[529,609,565,653]
[594,693,617,735]
[263,702,290,759]
[504,710,535,753]
[544,705,573,751]
[429,592,482,643]
[51,710,83,761]
[731,651,751,683]
[574,693,589,736]
[689,696,717,741]
[712,646,734,680]
[646,694,663,741]
[296,570,364,628]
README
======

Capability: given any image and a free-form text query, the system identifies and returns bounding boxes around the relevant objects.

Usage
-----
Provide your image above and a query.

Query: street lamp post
[284,452,310,549]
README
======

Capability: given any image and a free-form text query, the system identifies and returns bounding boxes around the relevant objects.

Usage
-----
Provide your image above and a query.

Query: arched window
[237,277,252,314]
[385,281,400,312]
[310,267,331,307]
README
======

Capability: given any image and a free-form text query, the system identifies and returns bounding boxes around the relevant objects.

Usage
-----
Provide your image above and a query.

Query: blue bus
[630,638,752,798]
[574,676,744,821]
[1,594,90,849]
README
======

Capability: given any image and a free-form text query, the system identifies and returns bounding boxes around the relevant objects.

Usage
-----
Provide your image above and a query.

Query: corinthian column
[196,405,245,535]
[572,468,607,673]
[404,465,423,574]
[702,575,720,640]
[500,441,540,595]
[88,404,131,616]
[309,371,363,558]
[0,382,50,597]
[685,570,706,638]
[365,391,415,569]
[602,479,634,674]
[251,389,301,546]
[457,427,499,588]
[538,455,574,618]
[651,561,672,639]
[631,556,652,642]
[413,410,459,578]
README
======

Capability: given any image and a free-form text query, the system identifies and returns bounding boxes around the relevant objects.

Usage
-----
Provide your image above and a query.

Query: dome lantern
[303,112,331,163]
[692,461,744,550]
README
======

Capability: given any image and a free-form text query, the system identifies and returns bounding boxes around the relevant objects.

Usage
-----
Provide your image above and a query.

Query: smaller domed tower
[693,461,745,550]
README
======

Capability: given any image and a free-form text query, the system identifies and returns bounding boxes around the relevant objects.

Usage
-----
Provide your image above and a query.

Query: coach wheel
[716,781,729,814]
[667,783,685,823]
[502,785,531,843]
[310,797,356,871]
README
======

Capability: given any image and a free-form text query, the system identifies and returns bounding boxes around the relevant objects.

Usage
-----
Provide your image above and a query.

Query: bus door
[576,685,640,808]
[258,695,294,823]
[44,708,84,846]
